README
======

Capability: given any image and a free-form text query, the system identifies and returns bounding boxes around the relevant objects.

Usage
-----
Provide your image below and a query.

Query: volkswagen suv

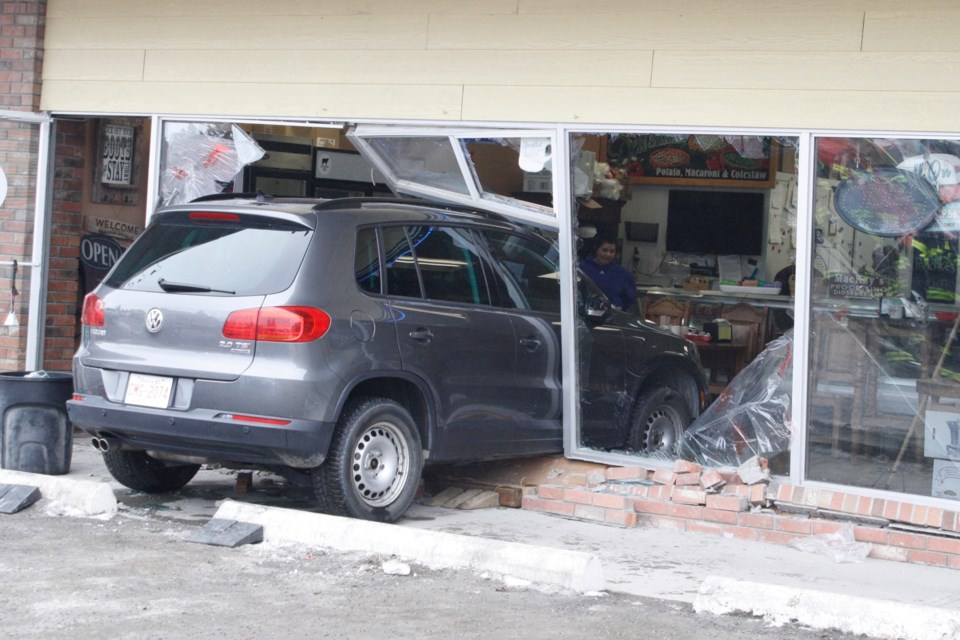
[68,196,706,522]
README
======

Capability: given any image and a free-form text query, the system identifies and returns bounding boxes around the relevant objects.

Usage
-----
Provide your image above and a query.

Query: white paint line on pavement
[0,469,117,517]
[214,500,605,593]
[695,576,960,640]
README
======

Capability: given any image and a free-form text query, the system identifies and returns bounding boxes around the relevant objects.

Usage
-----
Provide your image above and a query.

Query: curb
[695,576,960,640]
[0,469,117,517]
[214,500,605,593]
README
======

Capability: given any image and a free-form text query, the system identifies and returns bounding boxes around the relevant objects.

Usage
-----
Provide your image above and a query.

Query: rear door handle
[519,337,541,352]
[408,328,433,344]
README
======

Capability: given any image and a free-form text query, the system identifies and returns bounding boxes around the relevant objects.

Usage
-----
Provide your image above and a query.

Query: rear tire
[102,449,200,493]
[628,387,691,454]
[315,397,423,523]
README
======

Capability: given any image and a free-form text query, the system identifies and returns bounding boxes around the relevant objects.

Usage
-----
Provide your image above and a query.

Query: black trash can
[0,371,74,475]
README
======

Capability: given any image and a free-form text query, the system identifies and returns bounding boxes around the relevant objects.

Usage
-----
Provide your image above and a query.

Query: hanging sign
[833,168,940,237]
[80,233,125,271]
[100,124,135,186]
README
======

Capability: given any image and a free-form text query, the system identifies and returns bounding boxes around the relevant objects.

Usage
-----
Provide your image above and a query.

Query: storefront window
[571,131,799,473]
[806,137,960,499]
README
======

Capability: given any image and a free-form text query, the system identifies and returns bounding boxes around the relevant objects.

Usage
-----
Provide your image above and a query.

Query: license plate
[124,373,174,409]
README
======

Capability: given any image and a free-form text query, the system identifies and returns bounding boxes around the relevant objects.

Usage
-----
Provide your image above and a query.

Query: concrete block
[0,468,117,517]
[214,500,605,593]
[0,483,41,514]
[737,456,770,485]
[444,488,482,509]
[185,518,263,548]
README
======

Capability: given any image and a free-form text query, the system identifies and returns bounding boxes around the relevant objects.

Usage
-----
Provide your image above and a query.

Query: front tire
[315,398,423,523]
[628,387,691,454]
[102,449,200,493]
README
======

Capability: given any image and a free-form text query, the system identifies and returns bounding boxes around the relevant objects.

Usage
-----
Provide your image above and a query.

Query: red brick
[648,485,673,500]
[950,555,960,570]
[897,503,914,524]
[522,496,548,511]
[926,536,960,555]
[605,509,639,528]
[811,521,843,536]
[872,499,888,518]
[666,503,703,520]
[605,466,649,481]
[759,530,797,545]
[870,545,908,562]
[841,494,858,514]
[927,508,945,529]
[687,520,724,536]
[775,517,812,535]
[722,485,750,497]
[652,469,677,485]
[675,472,700,486]
[749,484,768,506]
[888,531,927,550]
[723,525,760,541]
[706,494,748,512]
[673,460,702,474]
[853,527,889,545]
[699,469,725,490]
[634,498,669,515]
[673,488,707,505]
[856,496,873,516]
[562,487,594,505]
[574,504,606,522]
[775,483,794,502]
[537,485,564,500]
[907,550,949,567]
[908,506,929,527]
[829,492,845,511]
[943,511,960,532]
[647,515,687,532]
[592,492,627,510]
[738,512,775,530]
[703,508,739,525]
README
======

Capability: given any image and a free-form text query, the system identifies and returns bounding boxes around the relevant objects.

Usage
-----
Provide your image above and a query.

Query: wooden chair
[721,302,767,364]
[643,296,689,328]
[702,302,767,396]
[808,315,864,454]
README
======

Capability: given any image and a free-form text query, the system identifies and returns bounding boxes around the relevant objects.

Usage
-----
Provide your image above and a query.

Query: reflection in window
[366,137,470,195]
[807,137,960,500]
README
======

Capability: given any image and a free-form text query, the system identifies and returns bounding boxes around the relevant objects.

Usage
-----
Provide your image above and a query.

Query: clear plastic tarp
[160,123,265,206]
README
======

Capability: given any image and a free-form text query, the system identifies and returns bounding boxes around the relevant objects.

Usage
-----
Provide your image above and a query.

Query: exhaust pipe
[91,435,121,453]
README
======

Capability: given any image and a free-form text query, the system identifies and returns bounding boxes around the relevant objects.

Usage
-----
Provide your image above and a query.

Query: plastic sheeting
[160,123,265,206]
[677,331,794,467]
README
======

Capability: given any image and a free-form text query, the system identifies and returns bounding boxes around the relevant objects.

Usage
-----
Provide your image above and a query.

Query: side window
[354,227,381,294]
[404,225,490,305]
[483,231,560,314]
[382,226,422,298]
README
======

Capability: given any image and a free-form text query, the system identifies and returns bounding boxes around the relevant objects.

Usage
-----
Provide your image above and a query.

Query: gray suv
[68,196,706,522]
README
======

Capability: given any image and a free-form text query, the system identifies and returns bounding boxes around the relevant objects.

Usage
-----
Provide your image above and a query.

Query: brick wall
[44,119,83,371]
[0,1,45,372]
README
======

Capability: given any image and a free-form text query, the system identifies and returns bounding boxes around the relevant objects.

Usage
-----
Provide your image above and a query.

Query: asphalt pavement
[4,433,960,640]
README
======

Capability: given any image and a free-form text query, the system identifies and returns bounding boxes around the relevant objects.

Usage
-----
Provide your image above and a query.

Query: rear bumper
[67,395,335,469]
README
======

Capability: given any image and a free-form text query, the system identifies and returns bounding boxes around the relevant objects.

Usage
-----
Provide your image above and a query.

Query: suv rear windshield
[105,220,312,296]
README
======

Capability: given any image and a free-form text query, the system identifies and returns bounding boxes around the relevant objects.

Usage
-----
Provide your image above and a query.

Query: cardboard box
[923,409,960,459]
[932,458,960,501]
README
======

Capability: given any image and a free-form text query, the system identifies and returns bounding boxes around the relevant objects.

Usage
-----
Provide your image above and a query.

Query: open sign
[80,234,125,271]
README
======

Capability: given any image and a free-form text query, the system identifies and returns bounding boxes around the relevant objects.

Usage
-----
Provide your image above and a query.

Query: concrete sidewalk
[7,435,960,639]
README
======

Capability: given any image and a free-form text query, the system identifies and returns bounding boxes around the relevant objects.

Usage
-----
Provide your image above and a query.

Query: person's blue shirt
[579,255,637,311]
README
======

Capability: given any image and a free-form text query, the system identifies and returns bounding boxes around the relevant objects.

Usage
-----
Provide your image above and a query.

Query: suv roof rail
[312,196,511,222]
[189,191,265,203]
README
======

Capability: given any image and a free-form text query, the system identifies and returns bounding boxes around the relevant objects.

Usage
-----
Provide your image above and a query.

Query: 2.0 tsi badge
[145,308,164,333]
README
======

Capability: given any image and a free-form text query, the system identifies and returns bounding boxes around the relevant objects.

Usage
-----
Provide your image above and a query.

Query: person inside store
[579,235,638,312]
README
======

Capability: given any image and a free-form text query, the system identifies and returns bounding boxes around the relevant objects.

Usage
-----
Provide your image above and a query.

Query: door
[0,110,53,371]
[381,224,552,460]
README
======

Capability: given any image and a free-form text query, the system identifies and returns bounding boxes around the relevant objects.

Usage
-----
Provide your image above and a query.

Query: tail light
[81,293,105,327]
[222,306,331,342]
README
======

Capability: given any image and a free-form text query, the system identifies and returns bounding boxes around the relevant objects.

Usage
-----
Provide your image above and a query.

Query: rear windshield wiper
[157,278,236,294]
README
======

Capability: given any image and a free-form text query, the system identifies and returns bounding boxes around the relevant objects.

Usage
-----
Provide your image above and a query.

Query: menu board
[605,134,777,188]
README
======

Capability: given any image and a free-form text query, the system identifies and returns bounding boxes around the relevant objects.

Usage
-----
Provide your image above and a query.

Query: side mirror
[584,292,610,320]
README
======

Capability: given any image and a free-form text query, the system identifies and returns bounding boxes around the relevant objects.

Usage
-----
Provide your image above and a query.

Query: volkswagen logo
[145,308,164,333]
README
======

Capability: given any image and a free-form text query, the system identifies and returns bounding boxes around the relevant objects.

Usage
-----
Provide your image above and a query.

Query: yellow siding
[653,52,960,92]
[40,0,960,132]
[137,49,652,87]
